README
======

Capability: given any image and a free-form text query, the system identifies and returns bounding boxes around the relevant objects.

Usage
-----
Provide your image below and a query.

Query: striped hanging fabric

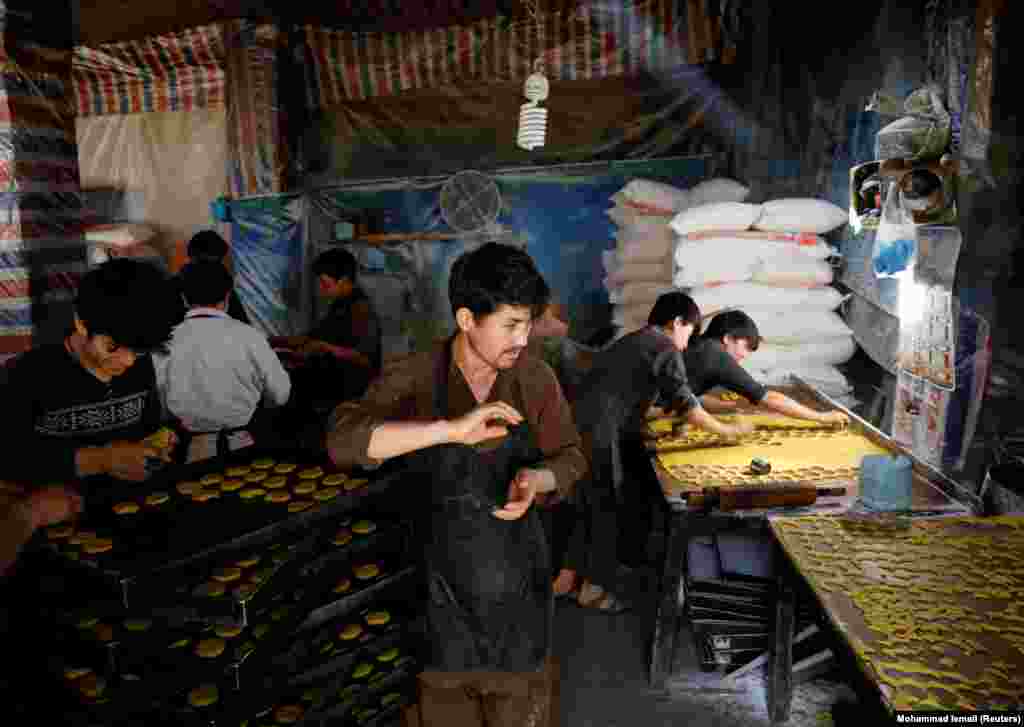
[72,24,227,117]
[304,0,729,109]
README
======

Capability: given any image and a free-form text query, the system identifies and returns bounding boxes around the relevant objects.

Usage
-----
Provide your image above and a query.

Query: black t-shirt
[1,343,162,484]
[683,338,769,404]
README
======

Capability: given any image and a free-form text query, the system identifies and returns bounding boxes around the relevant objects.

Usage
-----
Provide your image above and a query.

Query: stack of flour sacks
[604,178,855,400]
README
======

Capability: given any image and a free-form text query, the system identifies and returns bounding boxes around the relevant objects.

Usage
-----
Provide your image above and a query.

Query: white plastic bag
[742,337,857,369]
[611,178,691,215]
[754,198,848,234]
[688,283,845,316]
[871,182,917,279]
[669,202,763,236]
[750,257,834,287]
[742,309,853,343]
[687,178,750,206]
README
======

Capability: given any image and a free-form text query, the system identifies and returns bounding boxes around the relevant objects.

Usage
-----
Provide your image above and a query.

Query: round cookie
[47,524,74,540]
[365,610,391,627]
[176,481,201,496]
[188,684,219,708]
[273,463,297,474]
[323,473,347,487]
[354,563,379,581]
[339,623,363,641]
[298,467,324,480]
[275,705,305,724]
[168,638,191,649]
[244,471,268,484]
[266,491,291,504]
[220,479,245,493]
[377,647,400,663]
[292,481,316,496]
[82,538,114,555]
[144,492,170,506]
[333,578,352,594]
[352,663,375,680]
[287,500,313,513]
[212,567,242,583]
[124,617,152,632]
[214,622,244,639]
[239,487,267,500]
[332,529,353,547]
[226,466,251,478]
[113,501,140,515]
[263,476,288,490]
[251,457,275,470]
[313,487,340,502]
[64,666,93,681]
[352,520,376,535]
[344,478,369,492]
[194,638,226,659]
[200,473,223,487]
[192,491,220,503]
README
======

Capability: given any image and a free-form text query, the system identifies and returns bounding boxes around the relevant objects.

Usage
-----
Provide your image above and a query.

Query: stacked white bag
[666,189,857,399]
[603,179,686,324]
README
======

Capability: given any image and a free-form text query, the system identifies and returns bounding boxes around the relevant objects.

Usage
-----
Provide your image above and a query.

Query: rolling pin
[687,483,846,511]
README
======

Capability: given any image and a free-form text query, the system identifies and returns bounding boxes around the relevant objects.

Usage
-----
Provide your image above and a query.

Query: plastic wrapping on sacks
[606,206,674,230]
[741,337,857,370]
[610,178,691,215]
[688,283,845,316]
[750,257,834,287]
[669,202,763,237]
[616,234,674,264]
[740,310,853,344]
[749,366,853,397]
[675,233,835,262]
[76,109,230,266]
[604,260,673,287]
[752,198,849,235]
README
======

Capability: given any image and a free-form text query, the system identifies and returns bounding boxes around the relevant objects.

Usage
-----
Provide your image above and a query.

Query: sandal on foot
[576,588,631,614]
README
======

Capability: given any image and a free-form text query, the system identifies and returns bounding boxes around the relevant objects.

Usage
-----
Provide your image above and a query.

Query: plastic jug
[859,454,913,511]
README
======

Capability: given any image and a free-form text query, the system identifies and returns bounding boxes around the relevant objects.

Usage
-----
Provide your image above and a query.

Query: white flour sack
[611,179,691,215]
[687,283,845,316]
[748,365,853,396]
[673,260,758,288]
[754,198,848,234]
[605,260,673,287]
[687,178,750,206]
[669,202,763,236]
[679,231,835,259]
[742,309,852,344]
[741,336,857,369]
[607,205,675,230]
[607,281,676,305]
[617,233,674,263]
[750,256,834,287]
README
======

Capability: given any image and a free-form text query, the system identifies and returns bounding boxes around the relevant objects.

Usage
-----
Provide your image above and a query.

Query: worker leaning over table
[325,242,586,727]
[685,310,850,427]
[1,259,181,487]
[554,292,757,612]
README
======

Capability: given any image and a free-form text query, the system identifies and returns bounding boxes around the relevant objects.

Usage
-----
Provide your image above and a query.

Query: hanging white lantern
[517,66,549,151]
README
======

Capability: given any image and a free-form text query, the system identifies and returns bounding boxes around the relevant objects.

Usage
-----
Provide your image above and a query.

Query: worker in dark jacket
[174,230,250,326]
[558,292,753,612]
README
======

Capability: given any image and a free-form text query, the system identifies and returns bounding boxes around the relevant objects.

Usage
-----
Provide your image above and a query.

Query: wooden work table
[647,380,978,704]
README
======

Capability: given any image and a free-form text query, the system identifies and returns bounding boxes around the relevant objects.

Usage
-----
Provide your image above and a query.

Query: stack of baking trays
[686,533,832,682]
[28,447,425,727]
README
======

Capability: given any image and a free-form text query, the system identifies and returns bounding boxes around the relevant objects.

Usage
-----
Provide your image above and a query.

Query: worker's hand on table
[818,411,850,428]
[721,419,755,441]
[493,468,541,520]
[446,402,524,446]
[105,440,166,482]
[20,486,83,530]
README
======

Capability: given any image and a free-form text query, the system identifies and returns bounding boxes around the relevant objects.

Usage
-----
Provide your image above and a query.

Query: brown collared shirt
[326,341,587,500]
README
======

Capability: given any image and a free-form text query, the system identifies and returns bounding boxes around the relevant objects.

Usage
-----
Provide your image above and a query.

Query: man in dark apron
[326,243,586,726]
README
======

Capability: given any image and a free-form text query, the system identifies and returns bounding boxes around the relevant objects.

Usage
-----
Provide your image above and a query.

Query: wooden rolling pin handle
[717,484,819,512]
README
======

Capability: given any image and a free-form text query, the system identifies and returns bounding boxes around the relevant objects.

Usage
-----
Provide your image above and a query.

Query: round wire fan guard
[440,171,502,234]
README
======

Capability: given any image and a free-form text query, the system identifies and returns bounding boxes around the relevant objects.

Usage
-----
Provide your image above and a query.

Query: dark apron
[410,339,553,672]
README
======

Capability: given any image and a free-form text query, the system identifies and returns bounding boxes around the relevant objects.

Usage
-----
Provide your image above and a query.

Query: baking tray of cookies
[40,456,404,607]
[320,656,419,726]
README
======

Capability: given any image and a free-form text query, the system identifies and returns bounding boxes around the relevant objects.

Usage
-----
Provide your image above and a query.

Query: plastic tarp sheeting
[228,195,308,337]
[306,157,708,359]
[75,109,230,267]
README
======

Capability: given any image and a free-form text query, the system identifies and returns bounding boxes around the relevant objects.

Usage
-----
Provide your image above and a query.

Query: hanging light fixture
[517,60,549,151]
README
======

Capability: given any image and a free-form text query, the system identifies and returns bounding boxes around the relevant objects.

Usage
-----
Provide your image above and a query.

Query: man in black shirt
[684,310,850,425]
[2,260,181,486]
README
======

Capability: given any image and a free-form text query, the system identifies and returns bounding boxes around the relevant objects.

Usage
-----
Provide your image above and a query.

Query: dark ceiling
[74,0,574,46]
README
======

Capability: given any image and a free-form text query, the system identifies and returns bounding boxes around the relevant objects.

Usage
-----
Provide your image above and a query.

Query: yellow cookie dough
[273,463,297,474]
[323,473,347,487]
[287,500,313,513]
[377,647,399,663]
[194,638,227,658]
[354,563,379,580]
[339,623,363,641]
[333,578,352,594]
[298,467,324,480]
[239,487,267,500]
[200,473,224,486]
[191,491,220,503]
[226,466,251,478]
[251,457,276,470]
[144,492,170,506]
[215,623,244,639]
[64,666,93,681]
[266,491,291,504]
[264,476,288,490]
[245,471,268,483]
[220,479,245,492]
[292,481,316,496]
[168,638,191,649]
[314,487,340,502]
[188,684,219,707]
[212,567,242,583]
[113,502,140,515]
[365,610,390,627]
